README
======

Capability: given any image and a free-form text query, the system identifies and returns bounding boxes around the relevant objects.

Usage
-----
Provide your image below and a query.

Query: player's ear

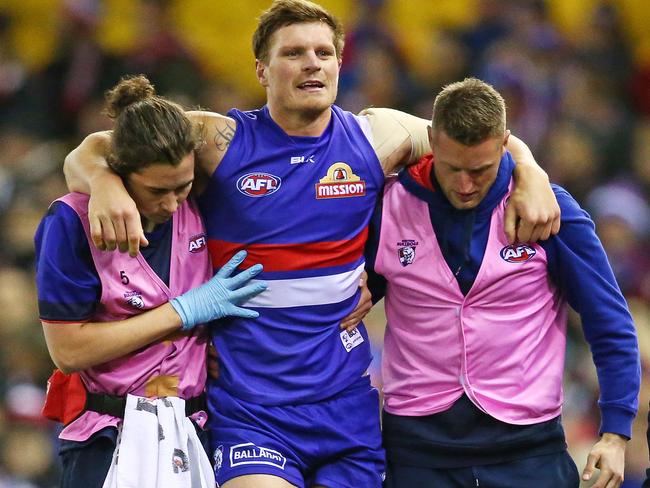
[256,60,269,87]
[501,130,511,155]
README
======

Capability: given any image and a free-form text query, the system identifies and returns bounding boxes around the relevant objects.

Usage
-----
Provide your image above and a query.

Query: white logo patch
[340,328,365,352]
[290,155,315,164]
[230,443,286,469]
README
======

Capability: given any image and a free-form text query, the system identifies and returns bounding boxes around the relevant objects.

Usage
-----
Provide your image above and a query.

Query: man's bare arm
[42,304,184,374]
[63,132,145,254]
[505,135,561,243]
[359,108,429,175]
[186,111,237,184]
[62,112,236,256]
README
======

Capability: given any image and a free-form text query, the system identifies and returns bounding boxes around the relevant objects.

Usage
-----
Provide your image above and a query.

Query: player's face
[257,22,341,120]
[431,128,507,210]
[125,152,195,231]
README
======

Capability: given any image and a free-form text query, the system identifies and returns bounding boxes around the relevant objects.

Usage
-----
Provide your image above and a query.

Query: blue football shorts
[208,374,385,488]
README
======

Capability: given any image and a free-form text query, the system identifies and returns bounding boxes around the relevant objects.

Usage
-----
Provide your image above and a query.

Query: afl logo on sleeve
[237,173,282,197]
[500,244,537,263]
[188,233,207,253]
[316,162,366,199]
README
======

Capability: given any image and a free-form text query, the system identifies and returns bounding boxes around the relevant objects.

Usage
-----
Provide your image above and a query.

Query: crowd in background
[0,0,649,486]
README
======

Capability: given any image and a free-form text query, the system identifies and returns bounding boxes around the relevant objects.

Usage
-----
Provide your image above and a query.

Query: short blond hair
[432,77,506,146]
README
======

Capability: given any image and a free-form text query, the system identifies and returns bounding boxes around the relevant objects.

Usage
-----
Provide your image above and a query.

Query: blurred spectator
[586,181,650,301]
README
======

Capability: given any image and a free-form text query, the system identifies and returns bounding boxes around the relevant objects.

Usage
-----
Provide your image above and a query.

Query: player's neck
[142,217,156,233]
[269,105,332,137]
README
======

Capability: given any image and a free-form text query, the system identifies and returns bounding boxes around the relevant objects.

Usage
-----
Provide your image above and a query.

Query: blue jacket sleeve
[541,185,640,439]
[34,201,101,322]
[364,193,387,304]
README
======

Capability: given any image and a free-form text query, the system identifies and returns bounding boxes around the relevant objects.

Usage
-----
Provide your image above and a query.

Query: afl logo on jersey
[237,172,281,197]
[500,244,536,263]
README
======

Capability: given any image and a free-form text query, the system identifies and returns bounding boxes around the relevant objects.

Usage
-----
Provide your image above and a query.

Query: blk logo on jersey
[316,162,366,199]
[500,244,536,263]
[188,233,207,253]
[397,239,419,266]
[124,290,145,309]
[237,172,281,197]
[290,155,315,164]
[230,443,286,469]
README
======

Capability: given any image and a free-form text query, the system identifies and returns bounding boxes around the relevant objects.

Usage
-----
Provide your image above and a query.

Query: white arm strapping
[358,107,431,172]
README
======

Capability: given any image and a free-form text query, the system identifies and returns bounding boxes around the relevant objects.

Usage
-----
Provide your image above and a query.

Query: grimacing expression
[256,21,341,119]
[125,152,195,231]
[430,128,509,210]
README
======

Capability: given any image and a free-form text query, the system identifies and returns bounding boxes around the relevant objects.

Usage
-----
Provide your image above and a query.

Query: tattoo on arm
[213,121,235,152]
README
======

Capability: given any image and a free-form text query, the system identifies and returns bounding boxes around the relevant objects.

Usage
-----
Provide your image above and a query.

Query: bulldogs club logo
[397,240,419,266]
[500,244,537,263]
[124,290,145,309]
[237,172,281,197]
[213,445,224,473]
[315,162,366,199]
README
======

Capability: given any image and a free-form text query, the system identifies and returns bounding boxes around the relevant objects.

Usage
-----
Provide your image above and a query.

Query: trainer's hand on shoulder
[506,164,560,243]
[170,250,268,330]
[582,432,626,488]
[88,174,148,257]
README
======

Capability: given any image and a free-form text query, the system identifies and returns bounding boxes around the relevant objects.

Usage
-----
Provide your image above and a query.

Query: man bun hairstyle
[104,74,201,176]
[253,0,344,63]
[432,77,506,146]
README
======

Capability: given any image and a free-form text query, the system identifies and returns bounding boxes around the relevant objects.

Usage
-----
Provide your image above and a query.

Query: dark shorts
[384,450,580,488]
[59,428,117,488]
[208,375,385,488]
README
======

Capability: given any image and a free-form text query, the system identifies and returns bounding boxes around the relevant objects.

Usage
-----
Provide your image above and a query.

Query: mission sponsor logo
[229,443,286,469]
[315,162,366,199]
[500,244,536,263]
[237,172,281,197]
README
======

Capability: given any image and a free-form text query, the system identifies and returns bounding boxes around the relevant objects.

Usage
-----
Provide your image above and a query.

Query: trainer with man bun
[35,74,266,488]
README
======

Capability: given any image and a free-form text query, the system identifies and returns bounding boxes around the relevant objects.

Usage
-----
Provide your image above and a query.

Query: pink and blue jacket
[367,153,639,440]
[36,193,212,441]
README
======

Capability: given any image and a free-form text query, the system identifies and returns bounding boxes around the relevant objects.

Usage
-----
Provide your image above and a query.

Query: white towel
[102,395,215,488]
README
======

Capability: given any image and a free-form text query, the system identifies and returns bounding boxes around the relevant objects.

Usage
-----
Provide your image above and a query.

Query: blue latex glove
[170,250,267,330]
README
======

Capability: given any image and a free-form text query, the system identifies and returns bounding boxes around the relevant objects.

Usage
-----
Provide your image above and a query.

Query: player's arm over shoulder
[358,108,430,175]
[186,111,238,179]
